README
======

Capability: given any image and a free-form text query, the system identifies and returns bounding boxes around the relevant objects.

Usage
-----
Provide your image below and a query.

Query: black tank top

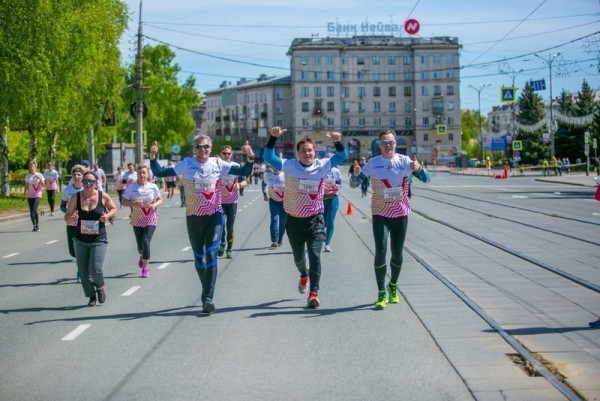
[75,191,107,243]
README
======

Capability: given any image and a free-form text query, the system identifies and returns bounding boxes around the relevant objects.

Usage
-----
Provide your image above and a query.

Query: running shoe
[590,319,600,328]
[88,293,97,307]
[307,291,320,308]
[324,245,332,252]
[298,274,309,294]
[387,283,400,304]
[271,242,278,248]
[277,242,283,247]
[226,250,233,259]
[96,286,106,304]
[202,298,215,314]
[138,257,143,268]
[375,291,387,309]
[218,245,225,257]
[141,268,149,278]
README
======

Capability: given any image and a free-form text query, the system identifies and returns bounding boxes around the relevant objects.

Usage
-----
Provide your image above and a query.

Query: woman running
[263,127,347,308]
[262,166,286,248]
[323,165,341,252]
[149,135,254,314]
[64,171,117,306]
[43,162,60,216]
[24,161,45,232]
[121,164,162,278]
[61,164,87,282]
[218,145,247,259]
[350,129,430,309]
[113,166,126,208]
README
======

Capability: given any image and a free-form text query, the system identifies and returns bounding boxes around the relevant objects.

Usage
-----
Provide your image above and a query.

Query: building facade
[202,35,462,164]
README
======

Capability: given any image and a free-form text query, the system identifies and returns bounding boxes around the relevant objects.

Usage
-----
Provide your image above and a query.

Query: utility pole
[468,84,491,162]
[534,53,560,159]
[135,0,144,165]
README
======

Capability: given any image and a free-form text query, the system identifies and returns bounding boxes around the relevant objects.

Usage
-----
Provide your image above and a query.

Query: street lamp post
[534,52,560,159]
[468,83,491,163]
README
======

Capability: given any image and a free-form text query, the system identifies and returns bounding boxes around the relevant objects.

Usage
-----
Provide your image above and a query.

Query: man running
[218,145,247,259]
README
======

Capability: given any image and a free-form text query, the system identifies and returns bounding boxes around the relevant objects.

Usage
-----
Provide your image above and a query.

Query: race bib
[383,187,404,202]
[222,177,234,186]
[80,220,100,235]
[194,178,214,193]
[298,179,319,194]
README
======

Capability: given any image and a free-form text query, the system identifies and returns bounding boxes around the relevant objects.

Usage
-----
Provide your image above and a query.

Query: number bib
[194,178,214,193]
[298,179,319,194]
[80,220,100,235]
[383,187,404,202]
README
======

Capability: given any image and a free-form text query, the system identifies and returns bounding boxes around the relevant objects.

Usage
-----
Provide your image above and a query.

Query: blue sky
[120,0,600,116]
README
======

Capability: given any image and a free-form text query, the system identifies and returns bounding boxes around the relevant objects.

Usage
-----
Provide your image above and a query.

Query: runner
[43,161,60,216]
[323,163,341,252]
[113,166,126,208]
[164,161,177,201]
[149,135,254,314]
[121,164,162,278]
[61,164,88,282]
[350,129,430,310]
[218,145,247,259]
[263,127,348,308]
[92,163,107,191]
[24,161,45,232]
[262,166,286,248]
[64,171,117,307]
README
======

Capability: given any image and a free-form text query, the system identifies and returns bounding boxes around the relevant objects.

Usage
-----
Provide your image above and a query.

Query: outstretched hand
[326,131,342,142]
[270,127,287,137]
[410,155,421,171]
[241,140,254,158]
[149,141,159,160]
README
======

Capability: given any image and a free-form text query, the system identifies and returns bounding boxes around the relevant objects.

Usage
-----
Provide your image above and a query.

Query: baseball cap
[80,160,91,167]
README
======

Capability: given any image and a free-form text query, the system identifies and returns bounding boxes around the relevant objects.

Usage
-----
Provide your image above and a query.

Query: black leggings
[220,203,237,250]
[117,189,124,206]
[286,214,325,292]
[372,215,408,291]
[186,213,222,301]
[66,225,77,258]
[28,198,40,226]
[133,225,157,260]
[47,190,56,212]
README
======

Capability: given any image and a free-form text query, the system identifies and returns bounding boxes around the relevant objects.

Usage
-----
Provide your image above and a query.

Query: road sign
[501,86,516,103]
[512,140,522,151]
[404,19,420,35]
[529,79,546,91]
[130,130,147,146]
[436,124,447,134]
[171,144,181,154]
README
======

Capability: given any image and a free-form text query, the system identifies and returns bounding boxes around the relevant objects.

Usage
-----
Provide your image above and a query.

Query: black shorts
[166,181,176,188]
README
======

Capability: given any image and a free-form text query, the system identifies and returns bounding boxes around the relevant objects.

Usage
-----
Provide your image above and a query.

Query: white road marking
[122,286,141,296]
[3,253,19,259]
[46,240,59,244]
[157,263,170,270]
[61,324,91,341]
[181,246,191,252]
[511,195,528,199]
[593,212,600,216]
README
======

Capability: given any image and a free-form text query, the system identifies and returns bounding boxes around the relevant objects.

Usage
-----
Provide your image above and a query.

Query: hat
[80,160,91,167]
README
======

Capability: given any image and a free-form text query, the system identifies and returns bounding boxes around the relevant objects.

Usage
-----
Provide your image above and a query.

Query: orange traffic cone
[346,203,354,215]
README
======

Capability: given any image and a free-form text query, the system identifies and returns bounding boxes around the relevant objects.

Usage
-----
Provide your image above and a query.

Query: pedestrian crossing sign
[436,124,447,134]
[512,140,522,151]
[501,86,516,104]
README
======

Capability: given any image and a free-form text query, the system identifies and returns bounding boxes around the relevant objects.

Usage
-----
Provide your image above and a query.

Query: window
[403,56,411,65]
[424,133,429,141]
[374,118,382,127]
[314,71,322,80]
[327,101,335,112]
[301,71,308,81]
[388,56,396,65]
[433,85,441,96]
[327,86,335,97]
[421,71,429,80]
[341,87,349,98]
[327,117,335,128]
[433,55,441,64]
[302,118,309,128]
[373,86,381,97]
[446,100,455,111]
[388,86,396,97]
[447,116,454,126]
[433,71,441,80]
[389,118,396,127]
[357,56,365,65]
[342,118,350,128]
[343,102,350,112]
[276,91,283,100]
[404,72,411,80]
[446,55,454,64]
[432,100,444,114]
[326,56,334,65]
[422,101,429,111]
[422,117,429,126]
[342,56,349,65]
[372,56,380,65]
[341,71,349,80]
[446,70,454,79]
[389,102,396,112]
[313,56,321,65]
[421,55,427,64]
[421,86,429,96]
[388,71,396,81]
[373,102,381,113]
[446,85,454,95]
[404,86,412,97]
[405,101,412,112]
[357,70,366,80]
[314,119,322,129]
[358,117,366,127]
[358,87,366,98]
[314,100,322,111]
[326,71,335,80]
[276,105,283,115]
[449,133,454,141]
[301,87,309,97]
[314,87,322,97]
[373,71,380,81]
[301,102,309,112]
[300,56,308,65]
[358,102,365,112]
[405,117,412,126]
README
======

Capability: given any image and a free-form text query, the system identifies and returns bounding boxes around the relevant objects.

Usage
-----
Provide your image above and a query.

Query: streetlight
[468,83,492,163]
[534,52,560,159]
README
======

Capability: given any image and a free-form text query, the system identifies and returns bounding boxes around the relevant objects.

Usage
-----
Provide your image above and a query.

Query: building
[202,35,462,164]
[488,104,517,135]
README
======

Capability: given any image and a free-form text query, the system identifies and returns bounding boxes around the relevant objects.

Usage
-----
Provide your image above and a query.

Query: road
[0,171,598,401]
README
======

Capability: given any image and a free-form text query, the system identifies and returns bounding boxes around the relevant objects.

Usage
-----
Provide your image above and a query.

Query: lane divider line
[122,286,141,296]
[157,263,170,270]
[61,324,91,341]
[46,240,59,244]
[3,253,19,259]
[181,246,191,252]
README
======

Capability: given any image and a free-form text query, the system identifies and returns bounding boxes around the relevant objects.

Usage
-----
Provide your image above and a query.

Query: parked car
[468,158,479,167]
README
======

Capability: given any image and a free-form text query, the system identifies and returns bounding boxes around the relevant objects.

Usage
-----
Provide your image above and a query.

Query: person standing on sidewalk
[43,162,60,216]
[263,127,348,308]
[350,129,430,310]
[121,164,162,278]
[323,163,341,252]
[64,171,117,307]
[24,161,45,232]
[217,145,247,259]
[149,136,255,314]
[262,166,286,248]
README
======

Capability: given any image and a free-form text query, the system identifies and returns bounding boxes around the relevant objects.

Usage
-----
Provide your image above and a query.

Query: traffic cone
[346,203,354,215]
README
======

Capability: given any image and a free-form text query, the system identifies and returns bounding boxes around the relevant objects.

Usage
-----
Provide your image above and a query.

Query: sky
[119,0,600,116]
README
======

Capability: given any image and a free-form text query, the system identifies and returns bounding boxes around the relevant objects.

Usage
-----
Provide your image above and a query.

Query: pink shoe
[141,268,149,278]
[138,257,143,269]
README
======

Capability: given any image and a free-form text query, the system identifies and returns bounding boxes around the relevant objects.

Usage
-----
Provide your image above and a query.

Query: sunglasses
[380,140,395,146]
[221,152,232,156]
[82,178,96,185]
[195,144,211,150]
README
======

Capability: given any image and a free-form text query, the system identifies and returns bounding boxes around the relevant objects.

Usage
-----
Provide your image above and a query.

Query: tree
[120,44,199,158]
[516,82,546,164]
[554,90,577,160]
[460,109,481,158]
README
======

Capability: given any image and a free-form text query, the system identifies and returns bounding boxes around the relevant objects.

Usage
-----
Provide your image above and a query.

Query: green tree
[555,90,577,160]
[516,82,546,164]
[460,109,481,158]
[120,44,199,158]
